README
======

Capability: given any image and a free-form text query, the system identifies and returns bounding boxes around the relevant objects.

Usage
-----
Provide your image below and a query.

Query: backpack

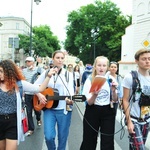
[31,67,42,84]
[130,70,142,102]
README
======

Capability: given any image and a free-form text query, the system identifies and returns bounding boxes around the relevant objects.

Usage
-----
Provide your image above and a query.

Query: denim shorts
[0,113,17,140]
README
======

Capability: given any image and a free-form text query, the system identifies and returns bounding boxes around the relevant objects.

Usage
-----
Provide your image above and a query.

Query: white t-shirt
[122,71,150,122]
[75,71,80,81]
[82,76,110,106]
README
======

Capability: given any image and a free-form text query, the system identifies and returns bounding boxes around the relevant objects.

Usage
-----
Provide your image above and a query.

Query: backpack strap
[65,70,76,92]
[37,67,42,75]
[131,71,141,102]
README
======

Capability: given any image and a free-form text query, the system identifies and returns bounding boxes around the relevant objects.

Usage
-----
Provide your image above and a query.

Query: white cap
[25,57,35,62]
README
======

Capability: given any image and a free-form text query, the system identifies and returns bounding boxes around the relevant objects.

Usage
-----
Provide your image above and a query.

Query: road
[18,103,150,150]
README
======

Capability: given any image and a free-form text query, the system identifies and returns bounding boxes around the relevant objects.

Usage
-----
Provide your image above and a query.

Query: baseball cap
[85,65,93,72]
[25,57,35,62]
[86,65,93,70]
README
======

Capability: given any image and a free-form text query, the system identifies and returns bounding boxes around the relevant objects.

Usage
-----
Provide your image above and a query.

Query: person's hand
[65,97,73,105]
[37,93,47,105]
[127,121,135,134]
[93,89,100,95]
[111,81,118,92]
[47,67,59,77]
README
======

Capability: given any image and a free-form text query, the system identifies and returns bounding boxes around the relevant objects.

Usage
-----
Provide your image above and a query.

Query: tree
[19,25,61,57]
[64,0,131,64]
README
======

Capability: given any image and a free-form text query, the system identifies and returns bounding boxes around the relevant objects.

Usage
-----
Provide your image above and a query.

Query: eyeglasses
[110,61,118,65]
[25,61,31,63]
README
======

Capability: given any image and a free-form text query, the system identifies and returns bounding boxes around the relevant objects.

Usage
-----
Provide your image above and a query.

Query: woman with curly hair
[0,60,57,150]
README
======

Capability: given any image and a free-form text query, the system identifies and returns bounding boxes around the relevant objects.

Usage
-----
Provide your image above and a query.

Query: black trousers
[25,94,41,131]
[80,104,116,150]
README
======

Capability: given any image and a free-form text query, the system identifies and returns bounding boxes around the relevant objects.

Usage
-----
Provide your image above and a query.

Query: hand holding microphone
[47,66,62,78]
[47,66,59,78]
[108,77,118,92]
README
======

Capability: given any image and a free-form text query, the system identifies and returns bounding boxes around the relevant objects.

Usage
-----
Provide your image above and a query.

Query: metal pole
[94,39,95,61]
[29,0,33,56]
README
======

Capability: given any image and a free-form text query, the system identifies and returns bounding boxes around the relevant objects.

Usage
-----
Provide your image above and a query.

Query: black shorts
[0,113,17,140]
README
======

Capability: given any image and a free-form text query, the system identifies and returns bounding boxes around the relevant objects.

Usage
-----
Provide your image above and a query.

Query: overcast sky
[0,0,132,42]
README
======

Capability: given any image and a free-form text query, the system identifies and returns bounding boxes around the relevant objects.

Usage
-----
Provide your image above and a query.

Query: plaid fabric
[129,121,149,150]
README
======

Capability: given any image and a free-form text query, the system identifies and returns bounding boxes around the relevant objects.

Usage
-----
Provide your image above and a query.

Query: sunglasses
[110,61,118,65]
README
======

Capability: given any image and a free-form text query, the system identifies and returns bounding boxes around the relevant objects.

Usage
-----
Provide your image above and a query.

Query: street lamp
[91,28,99,60]
[29,0,41,56]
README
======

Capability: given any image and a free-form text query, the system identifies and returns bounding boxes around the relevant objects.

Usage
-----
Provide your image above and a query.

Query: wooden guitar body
[33,88,59,111]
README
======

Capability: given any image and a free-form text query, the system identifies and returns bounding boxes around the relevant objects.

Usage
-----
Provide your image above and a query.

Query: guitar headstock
[72,95,86,102]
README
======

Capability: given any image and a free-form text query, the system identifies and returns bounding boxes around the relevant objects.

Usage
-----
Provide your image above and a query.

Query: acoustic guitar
[33,87,86,111]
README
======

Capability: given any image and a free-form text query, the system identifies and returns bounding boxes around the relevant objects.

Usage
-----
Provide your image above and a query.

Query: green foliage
[18,25,61,57]
[64,0,131,65]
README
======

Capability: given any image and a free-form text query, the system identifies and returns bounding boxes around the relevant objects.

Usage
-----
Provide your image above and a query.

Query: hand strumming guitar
[36,93,47,105]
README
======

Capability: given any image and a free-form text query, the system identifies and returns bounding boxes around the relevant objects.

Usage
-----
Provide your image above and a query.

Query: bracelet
[47,75,52,78]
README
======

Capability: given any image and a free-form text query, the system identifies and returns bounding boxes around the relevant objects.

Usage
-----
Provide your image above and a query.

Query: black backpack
[31,67,42,84]
[130,70,142,102]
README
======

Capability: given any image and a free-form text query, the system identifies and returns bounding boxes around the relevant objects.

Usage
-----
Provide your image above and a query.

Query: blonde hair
[91,56,109,83]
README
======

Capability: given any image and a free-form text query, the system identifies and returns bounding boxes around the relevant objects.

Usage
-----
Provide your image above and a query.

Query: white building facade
[0,16,30,66]
[119,0,150,76]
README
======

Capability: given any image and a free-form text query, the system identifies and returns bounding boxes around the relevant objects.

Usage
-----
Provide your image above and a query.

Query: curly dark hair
[0,60,25,91]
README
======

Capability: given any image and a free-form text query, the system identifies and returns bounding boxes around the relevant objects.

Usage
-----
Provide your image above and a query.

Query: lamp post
[29,0,41,56]
[91,28,99,61]
[91,29,96,61]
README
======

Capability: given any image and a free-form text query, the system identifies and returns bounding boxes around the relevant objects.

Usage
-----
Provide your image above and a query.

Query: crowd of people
[0,48,149,150]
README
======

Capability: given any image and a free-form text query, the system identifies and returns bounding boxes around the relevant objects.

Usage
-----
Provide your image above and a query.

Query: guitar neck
[47,95,71,101]
[46,95,85,102]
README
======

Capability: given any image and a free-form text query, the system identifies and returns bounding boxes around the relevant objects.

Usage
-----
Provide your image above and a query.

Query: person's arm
[123,87,135,134]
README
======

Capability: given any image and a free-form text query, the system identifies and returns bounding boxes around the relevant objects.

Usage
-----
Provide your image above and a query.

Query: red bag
[22,106,28,133]
[22,117,28,133]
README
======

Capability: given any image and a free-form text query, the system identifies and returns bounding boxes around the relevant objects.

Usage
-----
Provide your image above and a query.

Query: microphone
[53,66,62,76]
[108,78,112,84]
[58,68,62,75]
